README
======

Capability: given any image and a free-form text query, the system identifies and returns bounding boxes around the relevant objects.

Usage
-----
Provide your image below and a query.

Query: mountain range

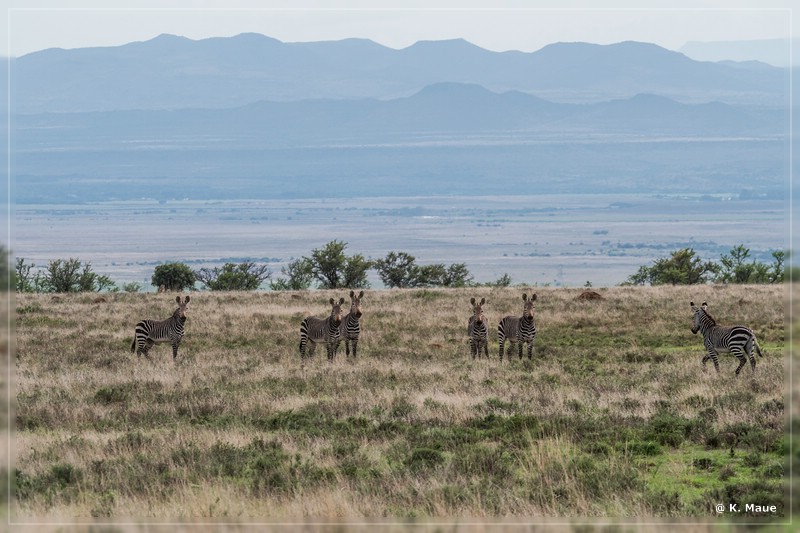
[6,33,789,203]
[8,33,788,114]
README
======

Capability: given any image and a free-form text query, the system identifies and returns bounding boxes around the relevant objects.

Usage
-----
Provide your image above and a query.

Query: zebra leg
[351,339,358,358]
[498,339,505,360]
[172,339,180,360]
[709,349,720,373]
[745,338,757,372]
[142,339,155,359]
[518,340,523,360]
[482,339,488,358]
[470,339,477,359]
[345,338,351,356]
[527,340,534,360]
[732,347,747,376]
[327,341,336,361]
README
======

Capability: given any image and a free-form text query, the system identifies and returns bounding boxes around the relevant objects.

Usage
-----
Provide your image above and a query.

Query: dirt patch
[576,290,604,301]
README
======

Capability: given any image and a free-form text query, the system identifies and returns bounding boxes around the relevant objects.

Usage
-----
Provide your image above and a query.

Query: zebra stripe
[131,295,190,360]
[337,290,364,358]
[498,293,537,360]
[300,297,345,360]
[467,297,489,358]
[690,301,763,375]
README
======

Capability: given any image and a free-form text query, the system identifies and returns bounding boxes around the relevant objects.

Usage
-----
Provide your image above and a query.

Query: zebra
[336,290,364,358]
[131,295,190,360]
[467,297,489,358]
[300,297,345,360]
[690,301,763,375]
[498,293,538,360]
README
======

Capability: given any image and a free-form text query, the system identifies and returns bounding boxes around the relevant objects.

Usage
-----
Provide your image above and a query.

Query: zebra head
[690,301,709,334]
[470,297,486,325]
[349,290,364,318]
[329,297,345,326]
[522,293,537,319]
[174,295,190,322]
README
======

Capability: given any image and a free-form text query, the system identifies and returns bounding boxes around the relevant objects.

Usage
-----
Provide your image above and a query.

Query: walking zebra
[467,297,489,358]
[690,301,763,375]
[300,297,345,360]
[498,293,538,360]
[131,295,190,360]
[336,290,364,358]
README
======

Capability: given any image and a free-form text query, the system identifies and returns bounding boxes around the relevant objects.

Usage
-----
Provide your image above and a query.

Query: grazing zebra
[131,295,190,360]
[467,297,489,358]
[690,301,763,375]
[336,290,364,358]
[498,293,538,360]
[300,297,345,360]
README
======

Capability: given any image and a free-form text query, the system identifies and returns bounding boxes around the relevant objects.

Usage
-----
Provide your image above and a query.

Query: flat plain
[12,194,786,288]
[11,284,790,523]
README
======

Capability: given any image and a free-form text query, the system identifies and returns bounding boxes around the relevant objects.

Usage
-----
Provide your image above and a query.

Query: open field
[10,284,791,525]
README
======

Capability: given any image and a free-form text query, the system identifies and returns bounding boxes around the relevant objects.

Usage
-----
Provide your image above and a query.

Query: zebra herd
[129,292,766,376]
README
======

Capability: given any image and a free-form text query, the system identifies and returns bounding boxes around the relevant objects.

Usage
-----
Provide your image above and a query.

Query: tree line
[2,242,789,293]
[623,245,786,285]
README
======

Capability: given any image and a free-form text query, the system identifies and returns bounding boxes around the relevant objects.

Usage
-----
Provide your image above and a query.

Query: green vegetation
[625,245,786,286]
[374,251,474,288]
[150,262,196,292]
[12,285,789,521]
[194,262,272,291]
[15,257,115,293]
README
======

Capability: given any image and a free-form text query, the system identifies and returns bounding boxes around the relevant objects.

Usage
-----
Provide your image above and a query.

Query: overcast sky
[1,0,795,58]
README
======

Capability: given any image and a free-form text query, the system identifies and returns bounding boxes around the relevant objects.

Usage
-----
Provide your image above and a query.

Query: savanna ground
[6,284,796,530]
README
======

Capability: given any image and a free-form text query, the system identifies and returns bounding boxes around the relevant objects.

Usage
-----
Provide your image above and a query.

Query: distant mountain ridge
[10,33,786,113]
[13,83,781,151]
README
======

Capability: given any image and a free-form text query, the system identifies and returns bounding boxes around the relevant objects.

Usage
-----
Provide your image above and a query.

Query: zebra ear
[175,295,181,304]
[350,290,355,298]
[339,297,345,304]
[531,294,537,301]
[701,302,708,311]
[184,295,190,304]
[480,298,485,305]
[522,293,527,301]
[329,298,335,305]
[358,290,364,299]
[690,301,695,307]
[470,297,476,305]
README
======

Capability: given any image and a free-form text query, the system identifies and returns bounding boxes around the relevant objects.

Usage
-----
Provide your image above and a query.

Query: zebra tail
[130,337,136,353]
[754,338,764,358]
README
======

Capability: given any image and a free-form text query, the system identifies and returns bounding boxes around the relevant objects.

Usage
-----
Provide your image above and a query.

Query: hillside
[13,285,788,520]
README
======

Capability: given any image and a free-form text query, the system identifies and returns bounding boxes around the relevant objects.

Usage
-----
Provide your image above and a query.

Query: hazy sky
[1,0,795,58]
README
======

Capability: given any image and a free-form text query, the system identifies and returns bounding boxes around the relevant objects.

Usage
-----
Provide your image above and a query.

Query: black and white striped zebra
[498,293,537,360]
[467,297,489,358]
[131,295,190,360]
[300,297,345,361]
[690,301,763,375]
[336,290,364,358]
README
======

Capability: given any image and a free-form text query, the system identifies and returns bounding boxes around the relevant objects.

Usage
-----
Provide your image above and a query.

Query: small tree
[624,248,717,286]
[194,262,272,291]
[15,258,41,293]
[307,240,371,289]
[716,244,766,284]
[769,250,786,284]
[121,282,142,293]
[151,262,195,292]
[38,258,113,292]
[375,251,420,288]
[270,258,313,291]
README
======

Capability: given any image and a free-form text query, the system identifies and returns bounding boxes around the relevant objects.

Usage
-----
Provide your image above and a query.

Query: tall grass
[11,285,790,523]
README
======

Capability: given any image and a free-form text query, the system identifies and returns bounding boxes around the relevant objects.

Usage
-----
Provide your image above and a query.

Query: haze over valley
[7,33,790,287]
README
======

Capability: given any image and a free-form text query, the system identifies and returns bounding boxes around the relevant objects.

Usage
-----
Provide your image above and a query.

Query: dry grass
[10,284,791,525]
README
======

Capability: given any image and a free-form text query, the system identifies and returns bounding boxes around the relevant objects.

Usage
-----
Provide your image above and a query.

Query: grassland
[9,284,792,526]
